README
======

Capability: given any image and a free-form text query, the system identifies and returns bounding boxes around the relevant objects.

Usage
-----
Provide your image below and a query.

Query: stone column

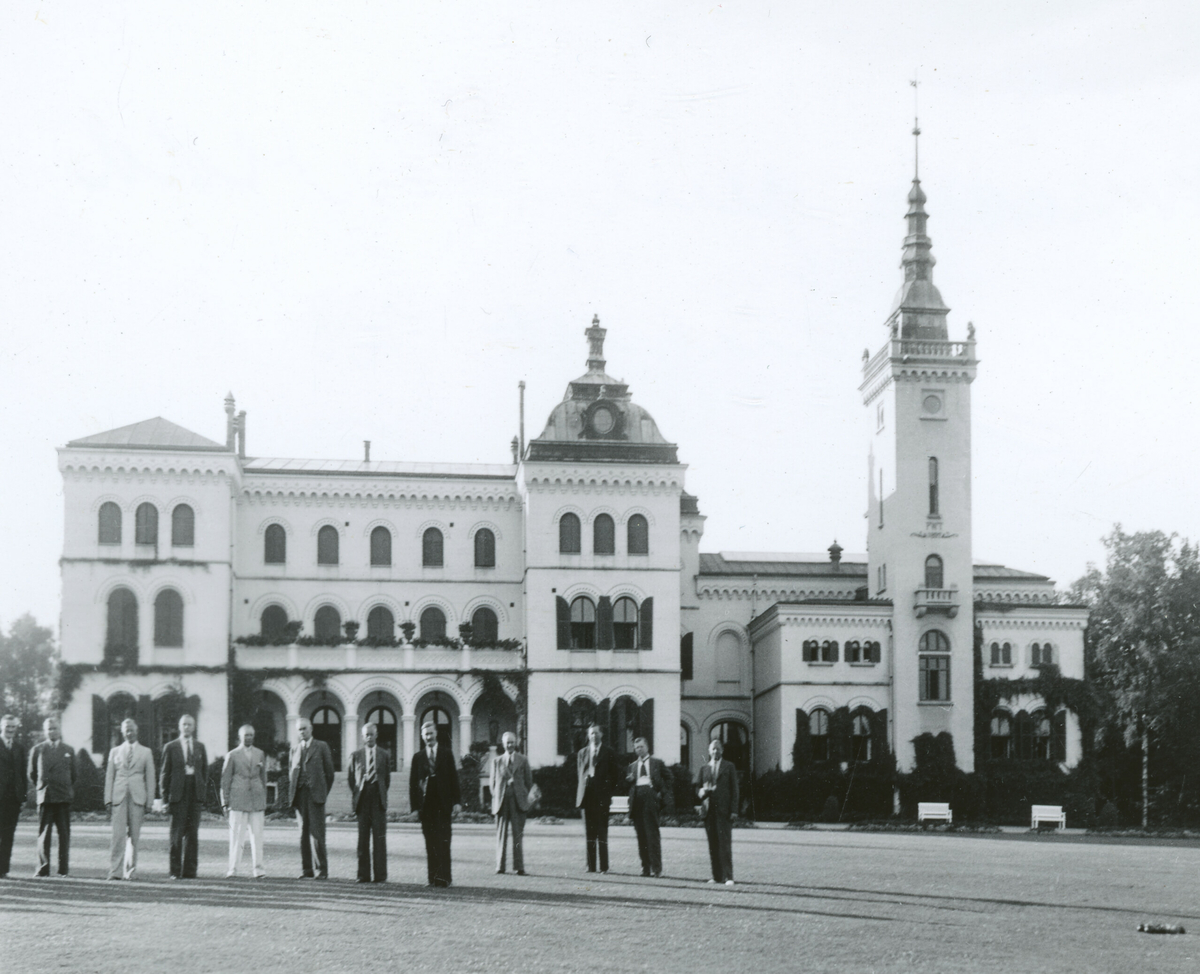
[401,713,416,772]
[457,712,474,764]
[286,713,301,746]
[344,712,360,769]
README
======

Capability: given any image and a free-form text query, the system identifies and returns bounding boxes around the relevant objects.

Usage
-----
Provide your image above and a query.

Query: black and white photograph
[1,2,1198,972]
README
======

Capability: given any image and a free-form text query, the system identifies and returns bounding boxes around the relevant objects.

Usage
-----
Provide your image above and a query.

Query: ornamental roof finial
[585,313,607,374]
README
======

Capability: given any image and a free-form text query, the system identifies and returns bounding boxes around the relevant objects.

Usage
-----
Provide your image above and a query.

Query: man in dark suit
[409,720,461,887]
[288,717,335,879]
[159,714,207,879]
[28,715,75,877]
[626,736,669,878]
[0,714,28,878]
[347,721,390,883]
[575,722,617,874]
[697,738,739,886]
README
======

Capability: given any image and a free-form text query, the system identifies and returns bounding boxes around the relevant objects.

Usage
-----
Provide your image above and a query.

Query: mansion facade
[56,167,1087,804]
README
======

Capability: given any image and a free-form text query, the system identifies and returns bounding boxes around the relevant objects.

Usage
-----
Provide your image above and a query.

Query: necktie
[185,740,191,764]
[367,748,374,780]
[640,760,646,779]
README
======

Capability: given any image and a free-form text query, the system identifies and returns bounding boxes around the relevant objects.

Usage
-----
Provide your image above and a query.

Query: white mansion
[56,168,1087,801]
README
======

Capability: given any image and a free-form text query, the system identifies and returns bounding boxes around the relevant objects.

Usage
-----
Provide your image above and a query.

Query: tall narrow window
[135,503,159,546]
[471,606,498,644]
[422,527,443,567]
[627,514,649,555]
[559,513,581,554]
[810,710,830,761]
[569,597,595,649]
[264,524,286,564]
[990,641,1013,666]
[819,640,839,663]
[260,605,289,642]
[846,640,862,663]
[680,632,694,681]
[878,469,884,528]
[153,589,184,647]
[98,502,122,545]
[612,597,639,649]
[419,606,446,642]
[1032,642,1055,666]
[474,528,495,568]
[924,554,944,589]
[171,504,194,547]
[918,630,951,702]
[593,514,615,555]
[317,525,339,565]
[928,457,940,517]
[680,723,691,769]
[1032,711,1052,760]
[367,606,395,642]
[370,526,392,566]
[990,712,1013,758]
[313,605,342,642]
[105,588,139,666]
[851,712,872,762]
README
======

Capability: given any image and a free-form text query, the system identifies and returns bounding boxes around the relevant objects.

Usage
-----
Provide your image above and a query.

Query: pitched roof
[973,564,1051,582]
[67,417,226,452]
[699,553,1053,583]
[243,458,516,479]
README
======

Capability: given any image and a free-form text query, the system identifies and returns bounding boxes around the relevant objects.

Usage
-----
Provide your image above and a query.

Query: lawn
[0,820,1196,973]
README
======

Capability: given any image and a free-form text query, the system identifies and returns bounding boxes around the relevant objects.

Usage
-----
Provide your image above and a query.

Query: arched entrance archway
[358,689,402,771]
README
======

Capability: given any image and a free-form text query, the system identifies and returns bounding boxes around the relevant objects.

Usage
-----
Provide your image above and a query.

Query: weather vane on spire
[910,74,921,178]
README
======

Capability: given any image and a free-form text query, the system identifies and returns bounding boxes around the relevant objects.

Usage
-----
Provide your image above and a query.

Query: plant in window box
[400,621,416,644]
[279,621,303,646]
[343,621,360,642]
[458,622,474,643]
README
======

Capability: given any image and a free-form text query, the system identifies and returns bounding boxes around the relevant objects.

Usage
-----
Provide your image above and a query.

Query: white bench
[609,795,630,816]
[917,802,952,824]
[1031,804,1066,830]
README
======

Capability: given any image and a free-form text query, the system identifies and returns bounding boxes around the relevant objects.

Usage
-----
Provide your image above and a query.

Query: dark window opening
[593,514,615,554]
[422,527,444,567]
[370,526,392,566]
[135,503,158,546]
[474,528,495,568]
[98,502,122,545]
[613,596,638,649]
[559,513,581,554]
[627,514,649,555]
[570,596,595,649]
[264,523,286,564]
[153,589,184,647]
[317,525,339,565]
[171,504,194,547]
[419,606,447,642]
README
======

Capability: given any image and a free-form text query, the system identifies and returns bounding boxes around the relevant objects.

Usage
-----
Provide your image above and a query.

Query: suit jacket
[490,750,533,815]
[575,743,618,808]
[288,739,335,805]
[29,740,75,805]
[0,738,28,808]
[220,745,267,812]
[347,745,391,815]
[626,755,669,809]
[104,742,156,807]
[409,745,460,822]
[697,758,739,820]
[159,736,208,805]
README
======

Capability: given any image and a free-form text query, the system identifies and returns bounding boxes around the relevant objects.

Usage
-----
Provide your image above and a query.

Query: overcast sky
[2,1,1197,630]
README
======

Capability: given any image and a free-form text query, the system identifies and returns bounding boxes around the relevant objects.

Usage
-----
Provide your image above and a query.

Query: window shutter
[871,709,888,763]
[793,708,811,767]
[92,695,109,757]
[829,707,851,765]
[870,640,881,664]
[137,695,155,768]
[597,698,610,736]
[556,597,570,649]
[680,632,694,680]
[596,596,613,649]
[1015,710,1032,761]
[1051,710,1067,762]
[642,698,654,754]
[638,597,653,649]
[557,698,571,756]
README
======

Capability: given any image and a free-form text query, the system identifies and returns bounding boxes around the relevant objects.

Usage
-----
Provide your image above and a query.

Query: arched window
[98,502,122,545]
[608,696,640,756]
[809,709,830,761]
[593,514,615,555]
[311,706,342,771]
[419,606,446,642]
[627,514,649,555]
[710,721,749,772]
[851,712,872,762]
[559,513,581,554]
[716,631,740,683]
[820,640,839,663]
[105,693,138,751]
[366,606,394,642]
[680,723,691,769]
[317,525,339,565]
[370,526,392,566]
[134,503,158,546]
[364,706,398,768]
[1032,711,1052,760]
[153,589,184,647]
[990,641,1013,666]
[569,697,597,753]
[845,640,862,663]
[260,604,289,643]
[420,705,453,750]
[171,504,194,547]
[612,597,639,649]
[863,640,882,664]
[264,523,286,564]
[313,605,342,643]
[471,606,498,645]
[924,554,944,589]
[105,587,139,666]
[474,528,496,568]
[1032,642,1055,666]
[802,639,820,662]
[918,630,951,702]
[422,527,443,567]
[990,711,1013,759]
[569,597,595,649]
[928,457,939,517]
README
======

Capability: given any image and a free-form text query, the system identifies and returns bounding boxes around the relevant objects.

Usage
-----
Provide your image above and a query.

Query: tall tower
[860,129,979,772]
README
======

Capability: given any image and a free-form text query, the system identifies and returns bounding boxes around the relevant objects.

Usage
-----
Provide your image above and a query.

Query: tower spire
[585,313,607,375]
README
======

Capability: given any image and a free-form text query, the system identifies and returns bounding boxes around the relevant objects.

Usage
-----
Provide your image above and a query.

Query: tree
[1071,528,1200,826]
[0,614,59,749]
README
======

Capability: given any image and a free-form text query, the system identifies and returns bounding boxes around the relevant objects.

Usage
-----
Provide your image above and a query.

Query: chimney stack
[364,440,371,463]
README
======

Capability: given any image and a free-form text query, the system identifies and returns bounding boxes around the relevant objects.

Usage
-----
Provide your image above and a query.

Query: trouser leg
[646,807,662,874]
[109,799,129,878]
[125,801,145,879]
[371,808,387,882]
[583,803,599,870]
[718,818,733,881]
[356,811,372,880]
[422,819,437,884]
[228,811,246,875]
[595,804,609,871]
[168,803,185,876]
[495,806,509,872]
[294,788,313,874]
[182,790,202,877]
[704,817,723,882]
[309,798,328,876]
[510,803,526,873]
[55,804,70,875]
[0,801,18,875]
[249,812,265,875]
[36,803,54,876]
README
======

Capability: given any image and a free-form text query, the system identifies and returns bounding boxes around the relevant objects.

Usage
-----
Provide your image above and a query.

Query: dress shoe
[641,869,650,877]
[299,872,315,879]
[356,877,370,883]
[225,871,236,879]
[496,869,505,874]
[168,874,180,881]
[516,870,526,876]
[725,879,735,887]
[586,868,596,873]
[315,873,328,880]
[372,878,386,884]
[652,871,662,878]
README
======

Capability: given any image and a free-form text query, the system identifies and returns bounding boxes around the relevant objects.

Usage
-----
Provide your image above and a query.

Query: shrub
[667,763,692,814]
[73,749,105,812]
[458,752,485,813]
[820,795,840,823]
[1097,801,1120,828]
[532,763,580,818]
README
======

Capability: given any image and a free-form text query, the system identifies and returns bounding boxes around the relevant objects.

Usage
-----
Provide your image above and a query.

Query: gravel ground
[0,820,1196,974]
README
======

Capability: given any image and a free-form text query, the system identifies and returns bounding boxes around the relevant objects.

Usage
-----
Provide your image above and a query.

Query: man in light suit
[697,738,739,886]
[626,736,669,878]
[221,723,268,878]
[409,721,461,887]
[490,731,533,875]
[0,715,27,879]
[104,718,156,880]
[575,723,618,873]
[347,721,390,883]
[159,714,207,879]
[29,715,74,877]
[288,717,335,879]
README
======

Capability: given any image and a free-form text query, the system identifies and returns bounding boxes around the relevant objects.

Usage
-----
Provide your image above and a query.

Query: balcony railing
[865,338,975,376]
[914,585,960,618]
[233,642,522,671]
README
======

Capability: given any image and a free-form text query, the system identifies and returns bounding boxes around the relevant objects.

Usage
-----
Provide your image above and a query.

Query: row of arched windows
[559,513,649,555]
[555,595,653,650]
[103,586,185,665]
[259,603,501,646]
[795,705,886,765]
[988,641,1057,667]
[99,502,194,547]
[989,708,1067,762]
[801,639,883,664]
[264,524,495,569]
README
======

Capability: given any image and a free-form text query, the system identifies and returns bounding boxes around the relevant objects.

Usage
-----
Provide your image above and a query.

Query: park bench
[917,802,952,824]
[610,795,630,816]
[1030,804,1066,830]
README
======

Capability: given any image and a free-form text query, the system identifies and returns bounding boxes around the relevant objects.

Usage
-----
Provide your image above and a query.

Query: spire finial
[585,314,607,374]
[910,75,921,178]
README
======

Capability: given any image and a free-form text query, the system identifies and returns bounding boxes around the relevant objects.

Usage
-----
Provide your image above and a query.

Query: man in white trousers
[221,724,268,878]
